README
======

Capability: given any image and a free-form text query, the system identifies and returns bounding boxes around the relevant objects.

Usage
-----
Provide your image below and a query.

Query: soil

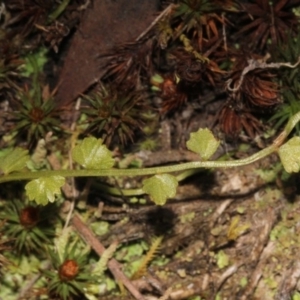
[94,146,300,300]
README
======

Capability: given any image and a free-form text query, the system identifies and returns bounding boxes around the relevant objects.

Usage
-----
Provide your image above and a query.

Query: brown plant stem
[226,55,300,93]
[71,214,145,300]
[136,3,175,41]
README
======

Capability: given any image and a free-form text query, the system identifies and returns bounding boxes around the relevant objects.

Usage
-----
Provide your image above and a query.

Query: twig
[77,0,91,11]
[216,262,244,291]
[136,4,175,41]
[64,98,81,230]
[226,56,300,93]
[0,3,6,21]
[72,214,146,300]
[275,261,300,300]
[210,199,234,227]
[240,207,279,299]
[222,13,227,53]
[240,241,276,300]
[159,287,172,300]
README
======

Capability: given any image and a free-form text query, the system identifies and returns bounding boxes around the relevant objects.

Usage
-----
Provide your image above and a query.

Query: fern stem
[1,111,300,184]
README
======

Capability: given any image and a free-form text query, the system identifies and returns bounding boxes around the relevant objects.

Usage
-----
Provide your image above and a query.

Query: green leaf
[186,128,220,160]
[278,137,300,173]
[72,137,115,169]
[292,292,300,300]
[142,174,178,205]
[25,176,65,205]
[93,241,118,276]
[0,147,29,175]
[216,250,230,269]
[21,48,48,77]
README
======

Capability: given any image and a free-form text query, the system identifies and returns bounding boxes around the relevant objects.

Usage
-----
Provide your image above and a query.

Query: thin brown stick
[72,214,145,300]
[275,261,300,299]
[226,55,300,93]
[240,207,279,300]
[136,4,175,41]
[222,13,228,53]
[64,98,81,229]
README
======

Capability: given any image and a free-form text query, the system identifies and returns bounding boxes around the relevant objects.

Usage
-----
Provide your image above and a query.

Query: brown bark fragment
[56,0,159,107]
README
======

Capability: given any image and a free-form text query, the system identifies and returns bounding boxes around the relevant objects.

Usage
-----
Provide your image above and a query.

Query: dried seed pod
[59,259,79,281]
[219,100,262,138]
[243,74,281,107]
[219,104,242,137]
[19,206,40,229]
[235,0,300,50]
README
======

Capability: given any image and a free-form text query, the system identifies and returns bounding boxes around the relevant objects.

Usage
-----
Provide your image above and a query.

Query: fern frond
[93,240,118,276]
[179,34,208,62]
[131,236,163,280]
[159,287,172,300]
